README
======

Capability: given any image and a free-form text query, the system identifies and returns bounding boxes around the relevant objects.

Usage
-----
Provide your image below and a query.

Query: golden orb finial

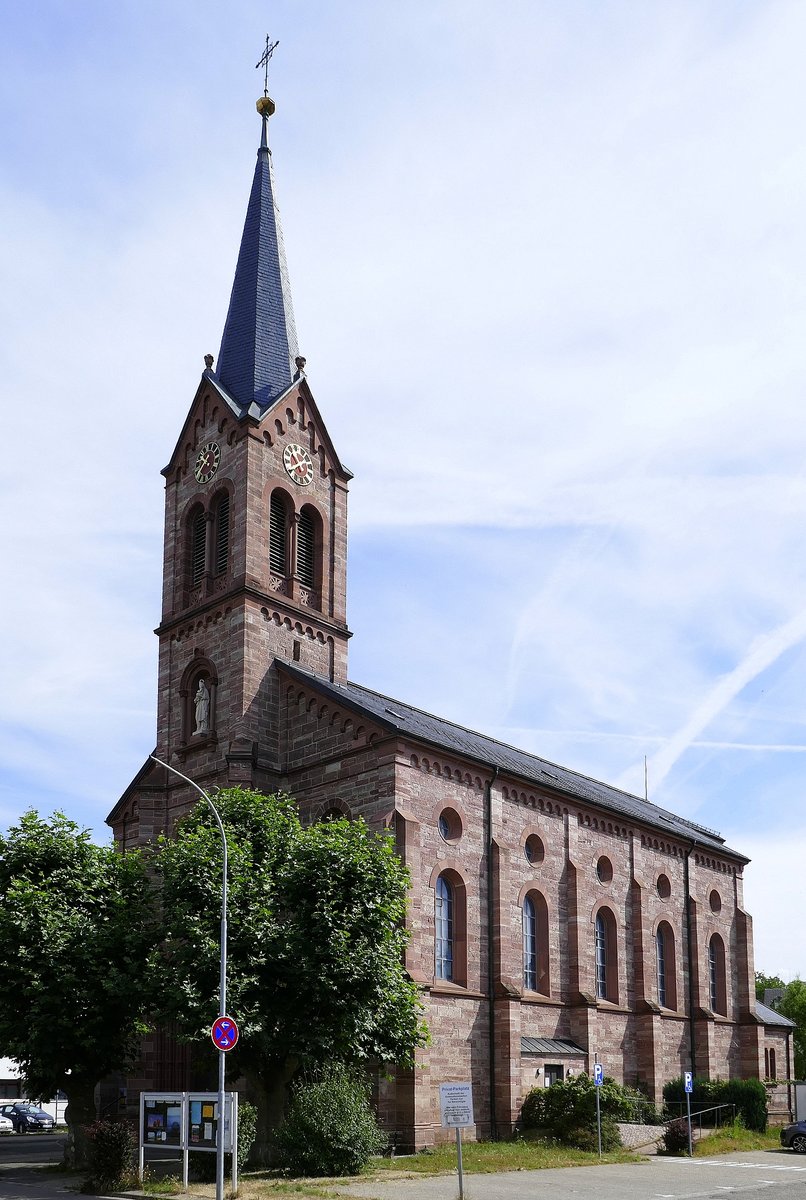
[256,94,276,118]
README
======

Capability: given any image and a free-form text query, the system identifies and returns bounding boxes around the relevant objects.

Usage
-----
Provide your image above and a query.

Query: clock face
[283,443,314,486]
[194,441,221,484]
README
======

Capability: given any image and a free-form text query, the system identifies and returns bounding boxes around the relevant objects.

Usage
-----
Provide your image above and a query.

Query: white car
[0,1114,13,1134]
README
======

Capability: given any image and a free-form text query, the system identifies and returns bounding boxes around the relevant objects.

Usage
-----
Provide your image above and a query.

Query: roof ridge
[279,662,736,856]
[343,677,716,830]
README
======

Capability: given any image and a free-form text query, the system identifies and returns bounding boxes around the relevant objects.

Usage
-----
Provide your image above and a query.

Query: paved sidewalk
[0,1165,130,1200]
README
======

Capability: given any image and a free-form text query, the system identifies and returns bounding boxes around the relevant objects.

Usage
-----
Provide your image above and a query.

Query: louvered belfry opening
[297,508,315,589]
[270,491,288,576]
[214,493,230,576]
[190,509,206,587]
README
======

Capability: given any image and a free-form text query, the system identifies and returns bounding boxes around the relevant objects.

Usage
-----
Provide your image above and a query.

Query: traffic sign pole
[151,756,229,1200]
[456,1128,464,1200]
[593,1058,603,1157]
[684,1071,693,1157]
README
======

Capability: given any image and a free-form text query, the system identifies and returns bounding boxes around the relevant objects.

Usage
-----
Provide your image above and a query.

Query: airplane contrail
[641,605,806,792]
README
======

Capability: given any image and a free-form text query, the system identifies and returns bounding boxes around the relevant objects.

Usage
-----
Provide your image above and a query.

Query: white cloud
[1,4,806,994]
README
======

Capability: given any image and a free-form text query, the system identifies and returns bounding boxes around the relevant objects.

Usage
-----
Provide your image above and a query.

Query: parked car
[0,1104,55,1133]
[780,1120,806,1153]
[0,1114,12,1134]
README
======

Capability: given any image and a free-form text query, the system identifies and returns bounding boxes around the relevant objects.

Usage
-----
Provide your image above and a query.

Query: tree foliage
[152,789,427,1158]
[663,1076,767,1131]
[755,972,786,1001]
[777,980,806,1079]
[0,811,155,1163]
[755,971,806,1079]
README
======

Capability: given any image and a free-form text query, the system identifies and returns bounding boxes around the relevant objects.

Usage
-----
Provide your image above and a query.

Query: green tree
[755,972,786,1001]
[153,788,427,1163]
[778,980,806,1079]
[0,811,155,1167]
[755,972,806,1079]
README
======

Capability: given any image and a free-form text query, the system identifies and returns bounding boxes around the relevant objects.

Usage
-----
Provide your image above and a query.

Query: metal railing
[662,1102,737,1134]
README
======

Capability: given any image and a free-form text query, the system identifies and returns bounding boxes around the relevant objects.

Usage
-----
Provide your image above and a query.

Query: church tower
[109,87,352,842]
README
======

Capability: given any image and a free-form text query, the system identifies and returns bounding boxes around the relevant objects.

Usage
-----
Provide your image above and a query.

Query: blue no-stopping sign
[211,1015,239,1051]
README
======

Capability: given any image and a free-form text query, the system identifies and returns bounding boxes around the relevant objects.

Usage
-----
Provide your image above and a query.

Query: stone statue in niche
[193,678,210,734]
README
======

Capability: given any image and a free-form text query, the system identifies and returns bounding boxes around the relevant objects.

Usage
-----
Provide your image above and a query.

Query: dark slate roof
[215,111,299,411]
[279,662,748,861]
[756,1000,796,1028]
[521,1037,586,1056]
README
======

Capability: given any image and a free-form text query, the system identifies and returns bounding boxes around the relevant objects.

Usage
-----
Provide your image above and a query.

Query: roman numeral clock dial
[194,441,221,484]
[283,443,314,486]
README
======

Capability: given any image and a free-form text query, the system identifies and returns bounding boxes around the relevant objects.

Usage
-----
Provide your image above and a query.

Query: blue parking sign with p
[684,1071,693,1093]
[593,1064,604,1087]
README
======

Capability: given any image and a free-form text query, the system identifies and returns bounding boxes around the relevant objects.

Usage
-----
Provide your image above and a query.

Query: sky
[1,1,805,979]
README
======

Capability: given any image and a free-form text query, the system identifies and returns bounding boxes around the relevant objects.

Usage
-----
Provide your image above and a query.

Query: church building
[107,85,792,1146]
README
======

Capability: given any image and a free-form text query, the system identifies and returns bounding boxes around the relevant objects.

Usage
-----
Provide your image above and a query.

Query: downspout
[485,765,500,1141]
[684,841,696,1077]
[786,1030,793,1120]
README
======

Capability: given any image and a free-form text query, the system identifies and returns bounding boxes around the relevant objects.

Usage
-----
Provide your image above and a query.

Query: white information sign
[439,1082,474,1129]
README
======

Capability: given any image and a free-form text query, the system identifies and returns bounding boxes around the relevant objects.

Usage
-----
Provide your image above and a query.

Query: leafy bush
[663,1077,767,1132]
[237,1099,257,1170]
[522,1074,632,1132]
[520,1075,627,1150]
[274,1064,385,1176]
[661,1117,691,1154]
[563,1117,622,1152]
[80,1119,137,1192]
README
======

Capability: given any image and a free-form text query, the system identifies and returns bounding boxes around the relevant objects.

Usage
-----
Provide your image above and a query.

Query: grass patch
[147,1140,645,1199]
[693,1124,782,1156]
[372,1138,643,1175]
[142,1175,184,1195]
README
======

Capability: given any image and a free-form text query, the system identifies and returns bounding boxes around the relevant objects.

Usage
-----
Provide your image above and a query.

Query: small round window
[596,856,613,884]
[709,889,722,914]
[438,808,462,843]
[657,874,671,899]
[524,834,545,865]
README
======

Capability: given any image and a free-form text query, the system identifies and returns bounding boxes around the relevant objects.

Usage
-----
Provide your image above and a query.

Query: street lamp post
[151,756,228,1200]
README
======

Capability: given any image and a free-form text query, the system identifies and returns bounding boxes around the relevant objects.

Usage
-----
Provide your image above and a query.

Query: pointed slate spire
[216,99,299,411]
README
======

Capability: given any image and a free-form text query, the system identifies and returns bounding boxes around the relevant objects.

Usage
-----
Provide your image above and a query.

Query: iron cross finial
[256,35,279,96]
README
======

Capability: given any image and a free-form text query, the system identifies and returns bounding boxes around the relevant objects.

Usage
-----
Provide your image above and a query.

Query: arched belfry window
[190,506,207,589]
[296,504,322,608]
[708,933,727,1015]
[297,508,315,589]
[213,492,230,577]
[270,490,290,578]
[185,491,232,603]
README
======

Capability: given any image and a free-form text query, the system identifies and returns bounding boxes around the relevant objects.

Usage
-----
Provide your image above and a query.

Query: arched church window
[708,933,727,1015]
[270,491,290,576]
[595,907,618,1002]
[522,890,550,995]
[435,874,454,981]
[433,868,467,986]
[656,922,677,1009]
[213,492,230,577]
[523,895,537,990]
